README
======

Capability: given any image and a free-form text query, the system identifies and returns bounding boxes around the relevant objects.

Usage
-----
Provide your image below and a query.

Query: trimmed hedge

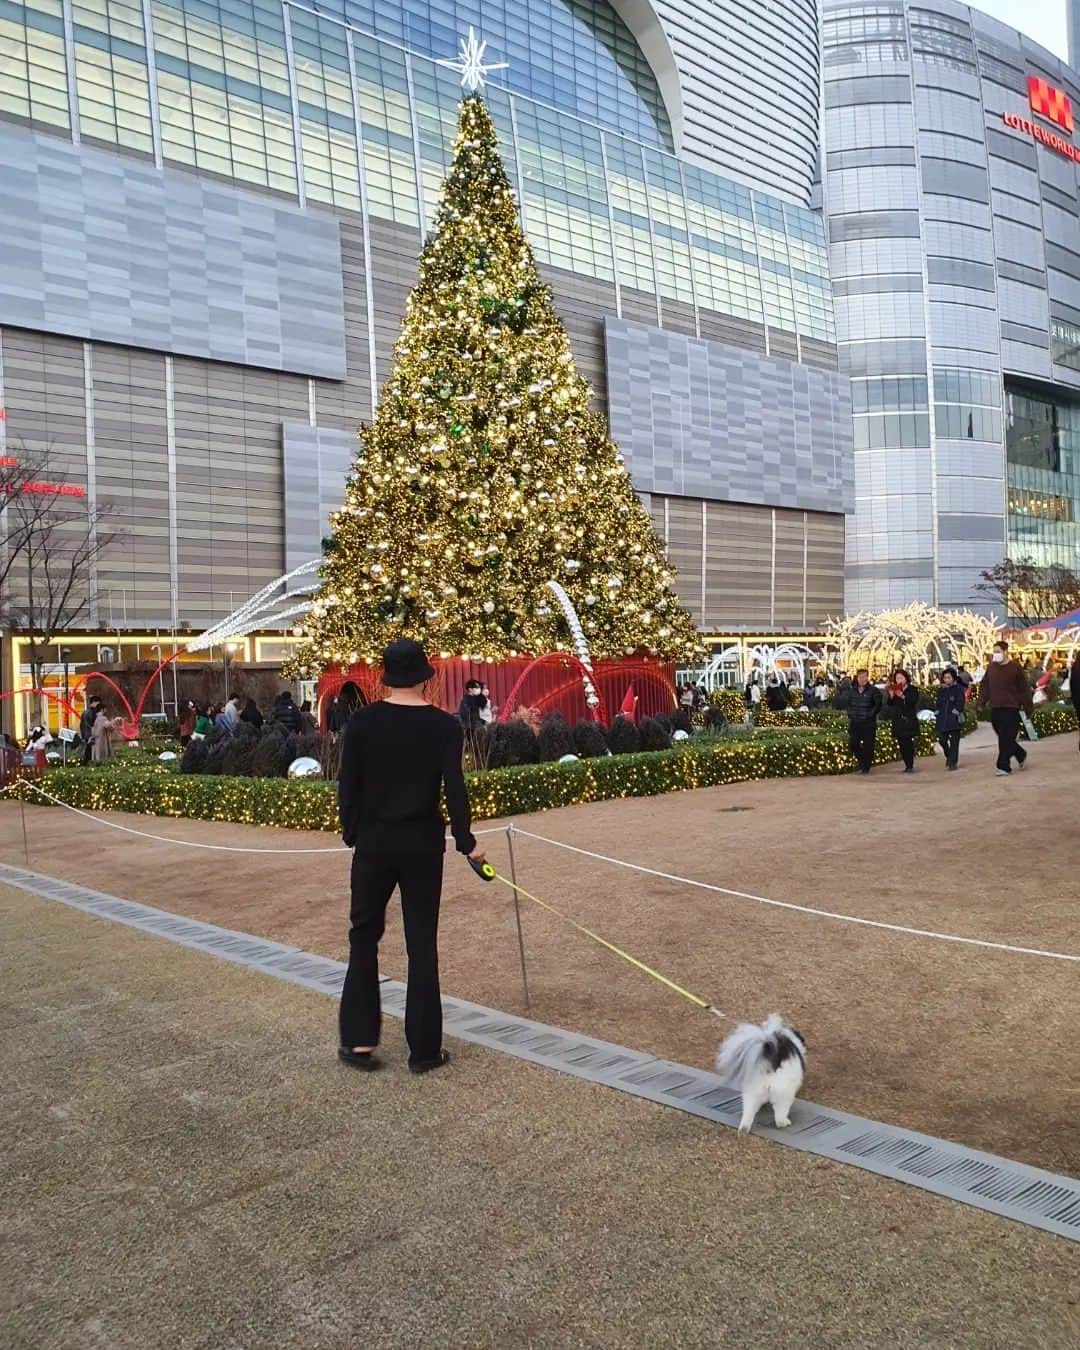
[22,724,934,832]
[22,706,1075,832]
[1032,703,1078,737]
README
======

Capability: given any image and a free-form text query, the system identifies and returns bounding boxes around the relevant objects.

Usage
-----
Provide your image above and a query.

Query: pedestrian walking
[1070,652,1080,752]
[299,699,317,734]
[337,638,483,1075]
[936,667,966,771]
[978,639,1033,777]
[885,668,920,773]
[192,705,213,739]
[841,668,882,774]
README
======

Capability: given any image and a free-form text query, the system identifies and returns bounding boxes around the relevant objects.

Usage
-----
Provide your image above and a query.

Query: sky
[974,0,1067,59]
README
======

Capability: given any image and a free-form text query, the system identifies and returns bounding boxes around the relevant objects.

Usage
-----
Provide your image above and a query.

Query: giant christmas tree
[293,93,698,675]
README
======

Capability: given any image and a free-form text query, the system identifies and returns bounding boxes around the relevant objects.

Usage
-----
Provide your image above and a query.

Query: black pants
[81,739,93,766]
[991,708,1026,773]
[895,735,916,770]
[849,720,876,772]
[938,731,960,768]
[340,850,444,1061]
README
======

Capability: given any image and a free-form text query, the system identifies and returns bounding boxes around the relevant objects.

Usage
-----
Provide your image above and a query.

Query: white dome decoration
[558,753,580,764]
[672,729,689,741]
[288,756,323,778]
[158,750,178,761]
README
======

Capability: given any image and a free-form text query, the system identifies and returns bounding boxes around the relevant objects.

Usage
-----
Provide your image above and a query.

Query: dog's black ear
[792,1028,807,1048]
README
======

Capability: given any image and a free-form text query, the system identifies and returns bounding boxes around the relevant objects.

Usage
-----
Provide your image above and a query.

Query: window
[0,0,70,129]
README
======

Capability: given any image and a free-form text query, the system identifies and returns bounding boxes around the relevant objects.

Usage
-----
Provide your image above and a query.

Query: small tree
[1,442,117,690]
[974,557,1080,626]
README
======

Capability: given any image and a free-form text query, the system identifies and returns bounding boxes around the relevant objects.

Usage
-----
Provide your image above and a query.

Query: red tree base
[317,654,677,727]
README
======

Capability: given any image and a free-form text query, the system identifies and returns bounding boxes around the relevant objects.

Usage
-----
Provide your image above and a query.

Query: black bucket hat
[381,638,436,687]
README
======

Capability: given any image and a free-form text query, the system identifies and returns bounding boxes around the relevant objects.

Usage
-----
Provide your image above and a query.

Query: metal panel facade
[0,126,347,380]
[605,319,853,516]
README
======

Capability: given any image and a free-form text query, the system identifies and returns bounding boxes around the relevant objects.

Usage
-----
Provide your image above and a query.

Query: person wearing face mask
[978,640,1034,777]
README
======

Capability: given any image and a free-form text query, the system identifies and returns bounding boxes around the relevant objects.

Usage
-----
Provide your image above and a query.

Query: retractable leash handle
[468,856,497,882]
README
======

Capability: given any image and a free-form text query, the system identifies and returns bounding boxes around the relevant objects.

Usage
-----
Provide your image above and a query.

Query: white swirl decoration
[546,579,600,708]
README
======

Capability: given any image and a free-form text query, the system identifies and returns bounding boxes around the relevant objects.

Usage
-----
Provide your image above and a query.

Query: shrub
[607,715,641,755]
[250,727,288,778]
[671,708,693,734]
[703,705,727,732]
[572,719,609,758]
[180,738,209,774]
[537,712,575,762]
[489,718,540,768]
[709,688,745,721]
[638,716,671,752]
[28,724,943,831]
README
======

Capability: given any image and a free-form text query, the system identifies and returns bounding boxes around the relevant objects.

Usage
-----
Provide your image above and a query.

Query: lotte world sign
[1002,76,1080,164]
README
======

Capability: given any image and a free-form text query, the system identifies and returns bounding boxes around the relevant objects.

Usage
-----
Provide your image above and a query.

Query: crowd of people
[744,642,1080,777]
[176,690,316,746]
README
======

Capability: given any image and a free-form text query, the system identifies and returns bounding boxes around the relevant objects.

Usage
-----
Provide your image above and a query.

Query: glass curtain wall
[0,0,836,347]
[1006,388,1080,571]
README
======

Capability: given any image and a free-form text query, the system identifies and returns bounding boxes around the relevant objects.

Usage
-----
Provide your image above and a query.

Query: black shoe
[860,768,870,775]
[409,1050,451,1075]
[338,1046,380,1072]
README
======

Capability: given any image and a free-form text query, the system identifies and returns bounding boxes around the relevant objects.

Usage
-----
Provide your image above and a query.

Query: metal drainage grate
[3,861,1077,1243]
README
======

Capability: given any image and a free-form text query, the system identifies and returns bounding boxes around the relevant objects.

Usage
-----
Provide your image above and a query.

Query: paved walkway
[3,885,1078,1350]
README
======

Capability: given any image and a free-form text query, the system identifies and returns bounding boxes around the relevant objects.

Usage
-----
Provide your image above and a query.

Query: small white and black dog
[715,1014,806,1134]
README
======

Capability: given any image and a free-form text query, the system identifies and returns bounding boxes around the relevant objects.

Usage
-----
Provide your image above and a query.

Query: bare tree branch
[0,441,119,689]
[974,557,1080,626]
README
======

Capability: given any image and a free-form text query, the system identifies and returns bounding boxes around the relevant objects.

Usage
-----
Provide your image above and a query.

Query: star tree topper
[437,26,509,91]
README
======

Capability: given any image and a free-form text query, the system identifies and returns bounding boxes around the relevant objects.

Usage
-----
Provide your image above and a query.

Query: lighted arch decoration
[497,651,608,725]
[0,687,79,721]
[826,604,1002,682]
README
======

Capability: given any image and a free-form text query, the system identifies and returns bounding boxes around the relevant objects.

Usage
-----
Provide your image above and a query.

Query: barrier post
[506,823,530,1010]
[20,790,30,864]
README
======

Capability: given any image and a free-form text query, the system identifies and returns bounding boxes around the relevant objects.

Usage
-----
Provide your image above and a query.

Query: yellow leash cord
[488,868,728,1022]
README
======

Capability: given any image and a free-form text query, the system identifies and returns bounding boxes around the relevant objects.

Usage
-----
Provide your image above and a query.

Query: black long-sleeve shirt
[338,701,476,857]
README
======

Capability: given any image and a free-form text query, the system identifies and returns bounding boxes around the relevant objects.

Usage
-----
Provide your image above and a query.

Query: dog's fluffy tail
[715,1013,789,1089]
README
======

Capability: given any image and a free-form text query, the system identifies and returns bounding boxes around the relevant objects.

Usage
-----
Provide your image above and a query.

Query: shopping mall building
[822,0,1080,613]
[1,0,1079,695]
[0,0,848,678]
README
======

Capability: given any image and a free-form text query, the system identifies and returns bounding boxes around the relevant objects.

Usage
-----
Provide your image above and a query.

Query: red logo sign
[1028,75,1074,134]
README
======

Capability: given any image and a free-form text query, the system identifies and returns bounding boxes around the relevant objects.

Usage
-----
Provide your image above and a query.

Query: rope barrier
[510,827,1080,966]
[1,780,502,854]
[488,864,728,1020]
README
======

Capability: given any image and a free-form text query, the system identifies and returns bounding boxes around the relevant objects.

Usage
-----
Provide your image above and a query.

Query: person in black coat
[239,696,263,730]
[1070,654,1080,749]
[885,668,921,773]
[844,668,883,774]
[270,690,302,733]
[337,639,483,1075]
[765,676,789,713]
[457,679,485,731]
[935,667,966,771]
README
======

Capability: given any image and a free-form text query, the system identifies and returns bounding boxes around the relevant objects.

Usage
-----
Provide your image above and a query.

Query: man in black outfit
[841,668,883,774]
[457,679,484,731]
[337,638,484,1074]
